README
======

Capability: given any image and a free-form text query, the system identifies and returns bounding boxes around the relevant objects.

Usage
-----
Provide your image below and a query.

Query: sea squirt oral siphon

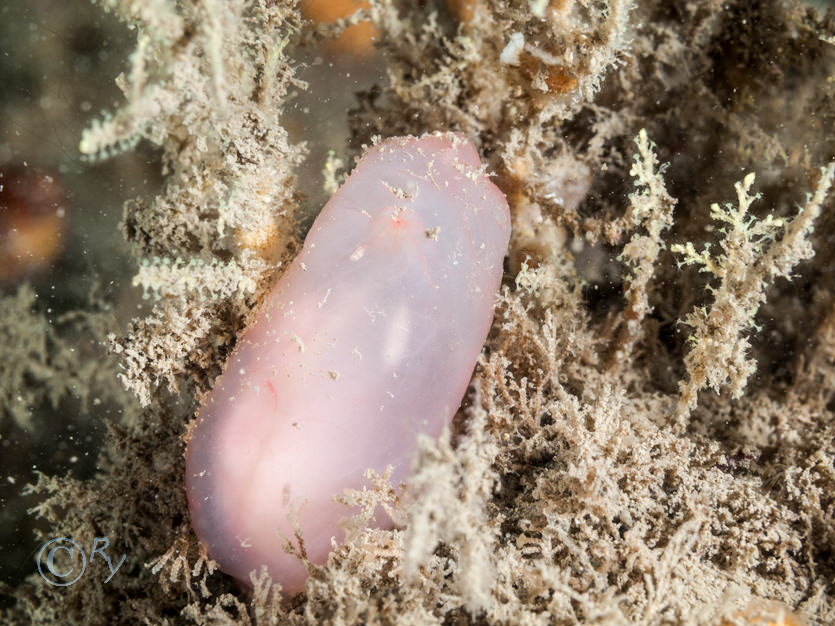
[185,131,511,593]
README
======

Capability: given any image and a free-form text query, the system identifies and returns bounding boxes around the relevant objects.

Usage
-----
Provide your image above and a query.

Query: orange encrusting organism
[447,0,479,22]
[721,600,806,626]
[0,165,66,283]
[301,0,378,58]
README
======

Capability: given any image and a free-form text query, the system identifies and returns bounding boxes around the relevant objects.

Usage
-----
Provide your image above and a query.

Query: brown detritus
[517,51,579,95]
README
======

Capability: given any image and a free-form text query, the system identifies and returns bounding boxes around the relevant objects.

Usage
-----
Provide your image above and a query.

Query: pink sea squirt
[185,131,511,593]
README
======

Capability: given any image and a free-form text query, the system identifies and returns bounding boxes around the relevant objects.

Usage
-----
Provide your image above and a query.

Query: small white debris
[380,180,413,200]
[529,0,548,18]
[500,32,525,66]
[318,288,331,308]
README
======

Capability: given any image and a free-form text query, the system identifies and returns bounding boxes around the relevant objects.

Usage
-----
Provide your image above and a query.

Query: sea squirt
[185,131,511,593]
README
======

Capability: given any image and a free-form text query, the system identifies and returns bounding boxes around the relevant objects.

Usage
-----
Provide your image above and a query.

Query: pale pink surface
[185,132,510,593]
